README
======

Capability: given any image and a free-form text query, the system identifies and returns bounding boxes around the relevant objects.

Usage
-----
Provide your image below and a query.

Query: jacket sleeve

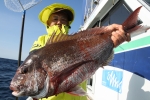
[30,35,47,52]
[30,25,69,53]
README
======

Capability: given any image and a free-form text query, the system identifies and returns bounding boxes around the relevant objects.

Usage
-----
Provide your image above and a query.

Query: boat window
[109,4,131,24]
[101,1,131,26]
[138,0,150,12]
[92,20,100,28]
[145,0,150,4]
[100,13,110,26]
[87,76,94,93]
[87,77,93,86]
[144,0,150,4]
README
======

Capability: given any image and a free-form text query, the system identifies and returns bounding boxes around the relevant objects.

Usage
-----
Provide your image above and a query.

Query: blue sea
[0,57,28,100]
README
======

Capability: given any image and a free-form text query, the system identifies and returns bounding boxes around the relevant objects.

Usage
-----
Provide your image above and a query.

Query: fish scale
[57,62,97,93]
[47,32,114,95]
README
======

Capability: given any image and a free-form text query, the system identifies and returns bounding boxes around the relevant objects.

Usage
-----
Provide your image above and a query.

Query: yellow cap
[38,3,75,26]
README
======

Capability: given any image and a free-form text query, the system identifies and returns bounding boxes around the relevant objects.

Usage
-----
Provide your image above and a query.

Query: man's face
[47,12,69,29]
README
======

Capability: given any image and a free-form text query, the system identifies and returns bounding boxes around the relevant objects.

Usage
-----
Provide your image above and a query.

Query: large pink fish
[10,6,150,99]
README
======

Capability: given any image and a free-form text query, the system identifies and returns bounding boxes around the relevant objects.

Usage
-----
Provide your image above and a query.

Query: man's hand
[107,24,131,47]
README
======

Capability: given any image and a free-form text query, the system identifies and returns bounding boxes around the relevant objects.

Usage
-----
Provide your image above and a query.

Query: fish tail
[122,6,150,34]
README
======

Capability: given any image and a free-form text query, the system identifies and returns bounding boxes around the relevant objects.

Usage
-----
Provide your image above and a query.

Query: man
[30,3,130,100]
[30,3,75,52]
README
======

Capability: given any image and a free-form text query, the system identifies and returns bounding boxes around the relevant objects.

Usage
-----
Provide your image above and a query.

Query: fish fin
[45,32,74,45]
[122,6,142,31]
[67,85,88,96]
[45,27,108,46]
[127,25,150,35]
[122,6,150,34]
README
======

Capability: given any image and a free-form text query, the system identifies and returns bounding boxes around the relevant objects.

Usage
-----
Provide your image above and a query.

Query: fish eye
[21,65,28,74]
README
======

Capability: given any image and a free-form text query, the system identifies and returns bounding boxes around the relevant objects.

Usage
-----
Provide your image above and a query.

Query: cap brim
[52,9,73,21]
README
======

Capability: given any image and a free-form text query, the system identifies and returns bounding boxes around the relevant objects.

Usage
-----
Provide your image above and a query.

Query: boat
[81,0,150,100]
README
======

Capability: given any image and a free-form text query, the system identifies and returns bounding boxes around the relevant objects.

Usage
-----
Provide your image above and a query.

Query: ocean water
[0,57,27,100]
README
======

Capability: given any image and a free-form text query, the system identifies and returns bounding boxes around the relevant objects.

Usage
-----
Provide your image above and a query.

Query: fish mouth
[10,76,50,98]
[12,91,23,97]
[10,88,23,97]
[10,84,24,97]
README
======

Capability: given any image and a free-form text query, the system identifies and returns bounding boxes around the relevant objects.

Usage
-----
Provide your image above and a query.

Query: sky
[0,0,85,60]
